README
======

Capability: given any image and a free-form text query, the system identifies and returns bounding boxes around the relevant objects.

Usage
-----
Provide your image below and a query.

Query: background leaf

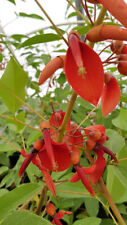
[72,217,101,225]
[1,210,51,225]
[20,34,61,47]
[0,183,42,221]
[104,129,125,153]
[0,57,28,113]
[112,109,127,131]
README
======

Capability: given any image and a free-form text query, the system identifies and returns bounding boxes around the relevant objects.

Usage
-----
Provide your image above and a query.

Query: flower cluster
[19,109,117,198]
[39,30,120,117]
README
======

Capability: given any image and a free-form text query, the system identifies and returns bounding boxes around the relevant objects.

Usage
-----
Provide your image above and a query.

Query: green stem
[57,90,77,142]
[94,7,107,26]
[99,178,126,225]
[34,0,68,45]
[36,185,47,215]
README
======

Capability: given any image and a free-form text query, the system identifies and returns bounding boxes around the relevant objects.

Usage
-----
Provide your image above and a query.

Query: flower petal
[101,76,120,117]
[38,140,71,172]
[64,41,104,106]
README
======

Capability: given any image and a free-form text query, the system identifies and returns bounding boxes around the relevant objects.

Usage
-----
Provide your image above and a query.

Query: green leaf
[0,166,8,176]
[100,219,114,225]
[7,0,15,4]
[0,57,28,113]
[0,189,9,197]
[0,141,20,152]
[19,12,44,20]
[20,34,61,48]
[0,183,42,220]
[84,198,99,217]
[104,129,125,153]
[112,108,127,131]
[6,111,25,131]
[1,210,51,225]
[56,174,91,198]
[72,217,101,225]
[106,165,127,203]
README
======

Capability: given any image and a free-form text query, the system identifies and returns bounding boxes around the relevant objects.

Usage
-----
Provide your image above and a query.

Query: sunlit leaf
[0,57,28,113]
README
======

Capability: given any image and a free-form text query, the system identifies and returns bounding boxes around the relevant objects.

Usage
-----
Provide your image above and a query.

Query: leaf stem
[34,0,68,45]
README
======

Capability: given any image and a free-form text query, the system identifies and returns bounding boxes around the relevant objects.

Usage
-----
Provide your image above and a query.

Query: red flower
[101,73,120,117]
[19,147,56,197]
[64,31,104,106]
[71,148,106,185]
[38,139,71,172]
[46,203,72,225]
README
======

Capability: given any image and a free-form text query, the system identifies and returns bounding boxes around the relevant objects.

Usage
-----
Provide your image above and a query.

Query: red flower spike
[101,74,120,117]
[64,39,104,106]
[19,149,37,177]
[96,144,118,163]
[40,120,56,170]
[39,55,65,85]
[73,165,95,196]
[97,0,127,29]
[86,25,127,42]
[38,140,71,172]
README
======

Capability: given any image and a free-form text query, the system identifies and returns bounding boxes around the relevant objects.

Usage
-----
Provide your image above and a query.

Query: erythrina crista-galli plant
[1,1,127,225]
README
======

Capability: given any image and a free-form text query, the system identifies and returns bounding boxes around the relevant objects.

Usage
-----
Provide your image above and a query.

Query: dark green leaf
[84,198,99,217]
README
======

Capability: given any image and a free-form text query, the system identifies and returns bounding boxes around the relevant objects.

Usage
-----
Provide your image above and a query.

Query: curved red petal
[38,141,71,172]
[19,151,37,177]
[101,76,120,117]
[75,166,95,196]
[70,171,80,183]
[20,148,27,157]
[88,148,106,184]
[56,211,72,220]
[64,42,104,106]
[39,164,56,197]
